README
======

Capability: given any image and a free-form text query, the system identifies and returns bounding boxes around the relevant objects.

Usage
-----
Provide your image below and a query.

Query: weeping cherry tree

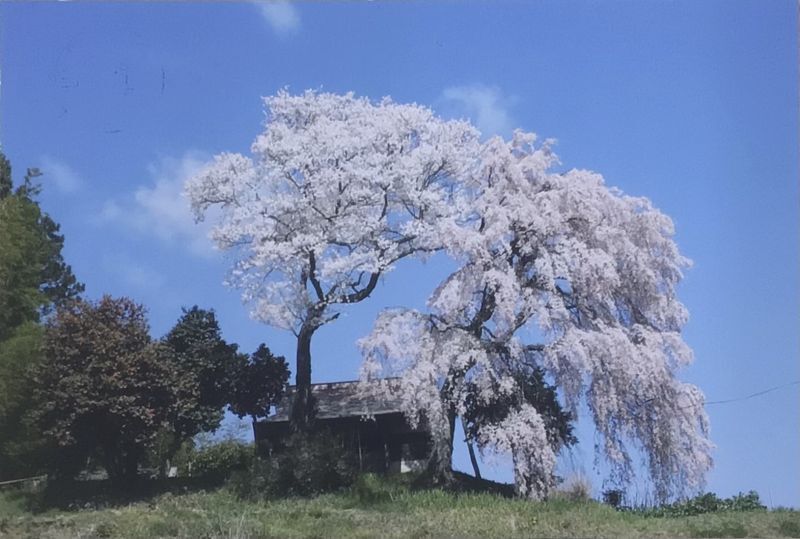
[360,131,713,500]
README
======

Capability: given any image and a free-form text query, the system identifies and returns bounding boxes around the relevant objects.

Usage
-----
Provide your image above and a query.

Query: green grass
[1,477,798,539]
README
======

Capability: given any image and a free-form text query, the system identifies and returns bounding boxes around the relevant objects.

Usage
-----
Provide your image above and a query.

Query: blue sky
[1,1,797,506]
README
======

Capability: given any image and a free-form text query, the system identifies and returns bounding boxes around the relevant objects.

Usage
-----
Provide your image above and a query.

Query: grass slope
[1,477,798,539]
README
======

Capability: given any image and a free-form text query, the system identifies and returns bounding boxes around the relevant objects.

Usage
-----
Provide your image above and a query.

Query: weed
[688,519,748,538]
[779,517,800,538]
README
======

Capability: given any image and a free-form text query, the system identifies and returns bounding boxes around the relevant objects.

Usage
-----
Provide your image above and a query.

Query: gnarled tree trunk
[427,406,457,485]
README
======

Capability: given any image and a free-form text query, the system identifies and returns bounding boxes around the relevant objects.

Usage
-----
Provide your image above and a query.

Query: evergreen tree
[0,152,84,480]
[0,152,84,339]
[229,343,290,436]
[161,306,241,440]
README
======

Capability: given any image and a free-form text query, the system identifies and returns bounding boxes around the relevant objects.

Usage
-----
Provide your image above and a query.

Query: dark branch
[307,251,325,302]
[340,272,381,304]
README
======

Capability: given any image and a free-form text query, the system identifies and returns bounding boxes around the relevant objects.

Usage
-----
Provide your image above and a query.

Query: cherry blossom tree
[186,90,479,428]
[360,131,713,500]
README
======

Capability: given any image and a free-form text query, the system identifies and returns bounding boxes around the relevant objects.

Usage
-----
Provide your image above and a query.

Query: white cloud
[39,156,83,193]
[99,151,216,258]
[440,84,515,138]
[254,1,300,35]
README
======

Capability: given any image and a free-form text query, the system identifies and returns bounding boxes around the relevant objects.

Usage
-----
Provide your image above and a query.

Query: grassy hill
[1,475,798,539]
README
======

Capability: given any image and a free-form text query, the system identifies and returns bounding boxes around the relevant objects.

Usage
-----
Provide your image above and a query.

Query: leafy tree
[32,296,172,483]
[0,152,84,479]
[0,322,50,480]
[0,154,83,340]
[0,152,12,199]
[186,90,480,429]
[161,306,242,441]
[229,343,290,435]
[361,131,712,500]
[138,307,284,476]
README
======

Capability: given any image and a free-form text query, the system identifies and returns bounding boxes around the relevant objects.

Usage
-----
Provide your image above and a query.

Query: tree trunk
[290,321,317,431]
[103,442,140,487]
[123,446,140,482]
[101,437,124,485]
[427,407,457,485]
[461,416,482,480]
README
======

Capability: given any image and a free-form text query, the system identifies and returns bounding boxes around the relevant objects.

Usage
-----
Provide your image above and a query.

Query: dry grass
[552,473,594,503]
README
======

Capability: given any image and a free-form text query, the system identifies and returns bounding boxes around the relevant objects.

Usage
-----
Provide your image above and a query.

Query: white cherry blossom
[361,130,712,500]
[186,90,480,425]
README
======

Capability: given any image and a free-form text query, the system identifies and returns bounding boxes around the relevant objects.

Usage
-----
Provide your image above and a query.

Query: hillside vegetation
[1,475,798,539]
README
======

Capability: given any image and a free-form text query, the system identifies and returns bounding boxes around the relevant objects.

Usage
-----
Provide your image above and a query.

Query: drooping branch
[360,128,709,501]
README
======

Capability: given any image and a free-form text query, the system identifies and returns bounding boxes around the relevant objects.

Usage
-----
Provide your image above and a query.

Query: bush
[351,473,407,505]
[669,490,767,516]
[602,488,625,508]
[229,429,356,499]
[180,440,254,483]
[779,518,800,538]
[727,490,768,512]
[631,490,767,517]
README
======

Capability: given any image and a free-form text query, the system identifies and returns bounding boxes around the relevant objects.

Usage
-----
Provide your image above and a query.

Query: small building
[254,380,431,473]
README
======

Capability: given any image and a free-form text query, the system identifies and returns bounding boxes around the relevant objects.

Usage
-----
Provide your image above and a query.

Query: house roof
[266,379,404,422]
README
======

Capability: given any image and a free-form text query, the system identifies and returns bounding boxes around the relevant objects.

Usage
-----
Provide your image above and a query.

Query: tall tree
[0,152,84,479]
[228,343,290,437]
[361,131,712,500]
[0,152,13,199]
[0,154,84,340]
[186,90,479,429]
[0,322,49,480]
[32,296,172,483]
[160,306,242,441]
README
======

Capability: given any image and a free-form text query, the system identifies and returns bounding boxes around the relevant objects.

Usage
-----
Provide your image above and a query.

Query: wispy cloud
[39,156,83,194]
[440,84,516,138]
[98,151,216,258]
[254,1,300,35]
[102,253,167,291]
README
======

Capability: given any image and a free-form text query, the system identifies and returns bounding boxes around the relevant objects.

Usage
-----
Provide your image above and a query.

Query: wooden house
[254,380,431,473]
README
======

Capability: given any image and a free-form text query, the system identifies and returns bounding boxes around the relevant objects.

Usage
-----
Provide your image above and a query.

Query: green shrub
[602,488,624,508]
[727,490,768,512]
[351,473,405,505]
[229,429,356,499]
[181,440,254,483]
[682,492,725,515]
[630,490,767,517]
[779,517,800,538]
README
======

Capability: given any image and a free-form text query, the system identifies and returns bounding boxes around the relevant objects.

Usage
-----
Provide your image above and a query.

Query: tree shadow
[16,476,224,513]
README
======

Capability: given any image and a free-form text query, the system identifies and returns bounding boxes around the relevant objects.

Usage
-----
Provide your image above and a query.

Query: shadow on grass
[443,471,515,497]
[13,476,225,513]
[8,469,515,516]
[347,470,515,511]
